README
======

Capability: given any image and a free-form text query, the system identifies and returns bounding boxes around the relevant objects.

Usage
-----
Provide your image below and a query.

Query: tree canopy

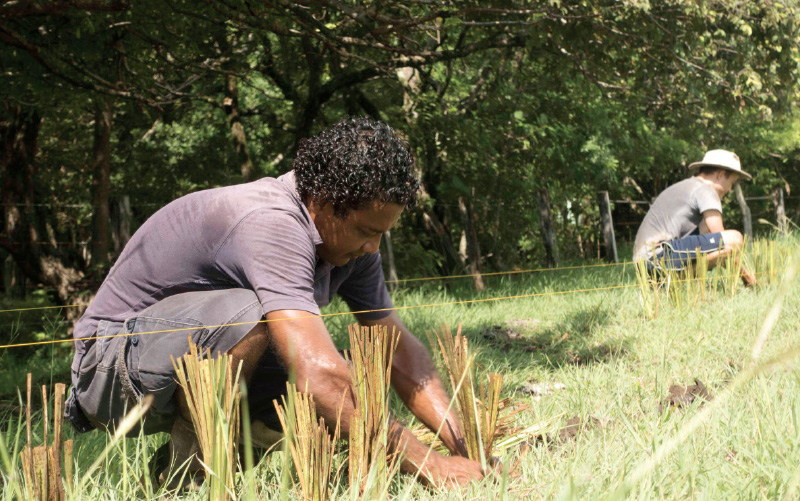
[2,0,800,301]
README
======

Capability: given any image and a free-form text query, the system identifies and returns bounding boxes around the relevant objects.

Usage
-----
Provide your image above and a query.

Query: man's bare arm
[266,310,483,486]
[700,209,725,234]
[356,311,469,458]
[700,209,756,285]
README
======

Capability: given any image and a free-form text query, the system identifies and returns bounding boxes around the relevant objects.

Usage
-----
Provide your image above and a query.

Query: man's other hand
[420,454,485,489]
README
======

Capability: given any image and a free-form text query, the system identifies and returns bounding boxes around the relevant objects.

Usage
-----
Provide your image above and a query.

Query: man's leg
[166,321,270,487]
[663,231,756,286]
[698,230,757,286]
[71,289,269,488]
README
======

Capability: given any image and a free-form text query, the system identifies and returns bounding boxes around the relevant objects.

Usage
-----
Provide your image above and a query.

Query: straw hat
[689,149,752,181]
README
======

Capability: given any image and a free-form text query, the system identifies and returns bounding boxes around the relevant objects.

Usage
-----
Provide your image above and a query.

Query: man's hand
[417,454,485,489]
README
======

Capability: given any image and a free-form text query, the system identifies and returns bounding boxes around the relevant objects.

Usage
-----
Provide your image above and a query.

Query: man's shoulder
[175,176,309,224]
[666,176,702,193]
[654,177,710,203]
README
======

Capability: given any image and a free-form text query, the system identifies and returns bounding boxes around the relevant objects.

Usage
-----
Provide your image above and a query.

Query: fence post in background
[536,189,560,267]
[772,187,788,233]
[3,253,12,297]
[734,184,752,240]
[458,194,486,291]
[596,191,618,263]
[382,230,398,292]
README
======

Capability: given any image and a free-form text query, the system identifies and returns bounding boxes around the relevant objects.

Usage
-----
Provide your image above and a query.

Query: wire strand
[0,260,632,314]
[0,271,756,351]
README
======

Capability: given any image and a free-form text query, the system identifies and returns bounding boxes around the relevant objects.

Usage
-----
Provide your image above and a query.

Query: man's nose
[362,234,382,254]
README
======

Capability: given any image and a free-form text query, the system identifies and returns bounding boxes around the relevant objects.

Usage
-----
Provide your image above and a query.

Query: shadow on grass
[473,304,629,368]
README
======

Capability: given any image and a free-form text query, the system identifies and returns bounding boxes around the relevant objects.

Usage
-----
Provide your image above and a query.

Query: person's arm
[701,209,756,285]
[266,309,483,487]
[356,311,471,458]
[700,209,725,234]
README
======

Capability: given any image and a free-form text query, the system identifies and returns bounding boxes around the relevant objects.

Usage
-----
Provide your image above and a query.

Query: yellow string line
[385,261,634,283]
[0,260,633,314]
[0,269,749,351]
[0,303,92,314]
[0,283,636,350]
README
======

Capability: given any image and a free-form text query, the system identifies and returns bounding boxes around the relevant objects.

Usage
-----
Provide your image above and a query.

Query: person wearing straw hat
[632,149,757,286]
[64,117,486,490]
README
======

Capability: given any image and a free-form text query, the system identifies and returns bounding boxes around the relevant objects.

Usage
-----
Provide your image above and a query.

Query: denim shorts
[648,232,725,273]
[65,289,290,436]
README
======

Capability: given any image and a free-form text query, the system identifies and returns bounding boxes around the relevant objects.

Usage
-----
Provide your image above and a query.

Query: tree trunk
[0,102,84,303]
[90,100,113,268]
[458,194,485,291]
[224,74,255,181]
[597,191,618,263]
[2,102,42,277]
[421,208,463,274]
[734,184,752,240]
[111,194,132,255]
[536,188,560,267]
[381,230,399,291]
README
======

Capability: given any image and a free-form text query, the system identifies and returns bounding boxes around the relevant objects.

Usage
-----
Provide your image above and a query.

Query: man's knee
[722,230,744,249]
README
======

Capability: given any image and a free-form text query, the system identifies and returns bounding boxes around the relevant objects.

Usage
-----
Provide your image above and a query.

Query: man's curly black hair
[293,117,420,218]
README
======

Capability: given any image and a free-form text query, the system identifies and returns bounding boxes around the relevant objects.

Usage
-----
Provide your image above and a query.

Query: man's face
[311,200,404,267]
[717,171,741,197]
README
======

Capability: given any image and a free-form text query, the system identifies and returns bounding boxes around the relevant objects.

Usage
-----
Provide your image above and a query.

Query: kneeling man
[633,149,756,286]
[65,117,483,488]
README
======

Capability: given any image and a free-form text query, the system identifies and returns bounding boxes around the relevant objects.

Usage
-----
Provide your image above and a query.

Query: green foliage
[2,0,800,283]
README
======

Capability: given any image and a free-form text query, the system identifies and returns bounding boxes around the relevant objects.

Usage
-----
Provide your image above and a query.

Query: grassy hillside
[2,236,799,499]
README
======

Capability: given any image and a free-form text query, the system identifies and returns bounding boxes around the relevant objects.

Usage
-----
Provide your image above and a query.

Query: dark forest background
[2,0,799,311]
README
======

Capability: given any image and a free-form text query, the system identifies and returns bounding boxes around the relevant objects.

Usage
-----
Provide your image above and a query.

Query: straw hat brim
[688,161,752,181]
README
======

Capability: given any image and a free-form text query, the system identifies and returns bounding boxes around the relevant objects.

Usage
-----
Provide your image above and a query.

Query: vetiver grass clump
[172,340,242,500]
[346,323,400,498]
[635,235,793,318]
[275,382,342,501]
[427,324,523,468]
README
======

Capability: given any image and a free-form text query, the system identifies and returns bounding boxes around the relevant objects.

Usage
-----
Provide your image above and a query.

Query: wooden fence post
[734,184,752,240]
[382,230,398,292]
[772,187,788,233]
[596,191,618,263]
[3,253,12,297]
[536,189,560,267]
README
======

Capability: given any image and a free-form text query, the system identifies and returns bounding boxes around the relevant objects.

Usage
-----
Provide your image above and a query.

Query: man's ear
[307,197,327,217]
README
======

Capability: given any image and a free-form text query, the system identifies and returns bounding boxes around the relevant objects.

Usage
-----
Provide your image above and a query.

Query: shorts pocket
[125,315,206,377]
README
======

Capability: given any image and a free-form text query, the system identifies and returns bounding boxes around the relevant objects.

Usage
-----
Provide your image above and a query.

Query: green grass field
[2,236,800,500]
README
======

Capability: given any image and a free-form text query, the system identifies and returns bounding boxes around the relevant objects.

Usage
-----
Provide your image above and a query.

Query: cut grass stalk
[634,260,657,319]
[172,339,243,500]
[275,382,342,501]
[239,381,257,501]
[346,323,400,498]
[18,378,68,501]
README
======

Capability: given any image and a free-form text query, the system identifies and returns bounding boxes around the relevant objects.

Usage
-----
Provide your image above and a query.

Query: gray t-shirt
[72,172,393,371]
[633,177,722,260]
